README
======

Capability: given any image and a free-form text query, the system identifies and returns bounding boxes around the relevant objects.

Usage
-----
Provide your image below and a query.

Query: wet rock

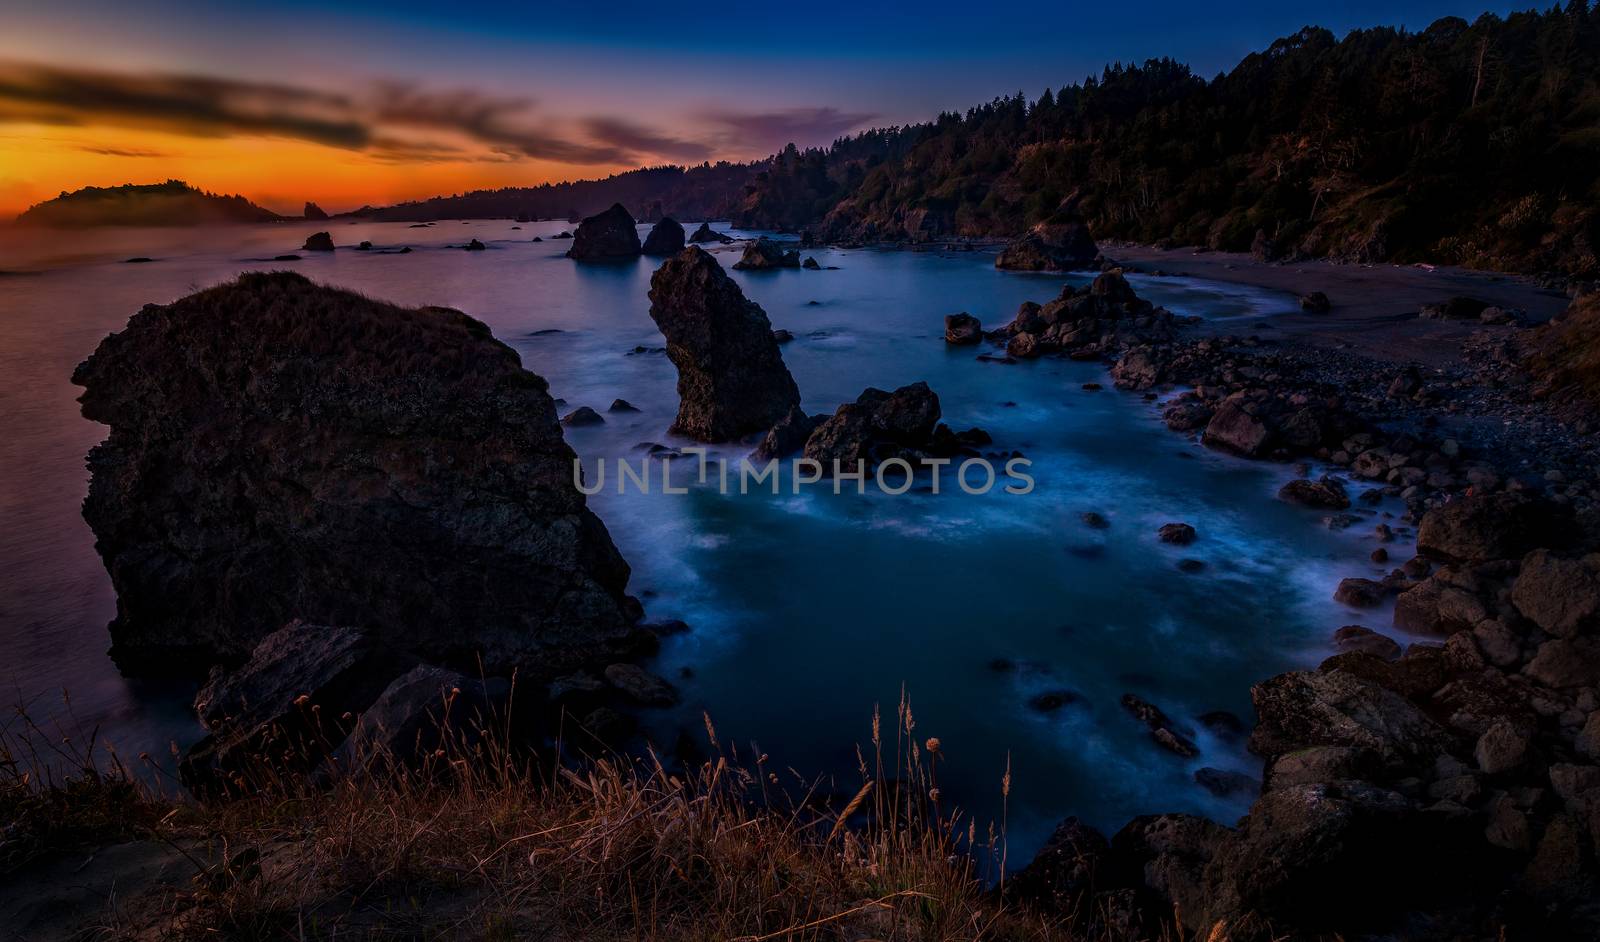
[1333,626,1402,660]
[802,256,821,270]
[944,312,983,345]
[772,328,794,343]
[74,271,638,677]
[183,622,406,793]
[301,231,334,251]
[561,406,604,426]
[732,237,801,270]
[1195,767,1259,798]
[802,382,953,470]
[646,247,801,441]
[1512,550,1600,637]
[1298,291,1331,313]
[1202,398,1271,457]
[1163,400,1213,431]
[1278,476,1350,509]
[608,398,640,413]
[751,405,819,461]
[687,222,734,244]
[566,203,642,260]
[1248,670,1457,769]
[641,217,686,256]
[1122,693,1200,757]
[1416,494,1565,563]
[1158,523,1197,545]
[995,215,1098,271]
[1029,690,1083,712]
[1081,511,1110,529]
[1333,578,1387,608]
[464,238,486,251]
[603,663,678,707]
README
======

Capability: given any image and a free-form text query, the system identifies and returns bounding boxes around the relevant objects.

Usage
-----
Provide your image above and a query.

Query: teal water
[0,221,1406,859]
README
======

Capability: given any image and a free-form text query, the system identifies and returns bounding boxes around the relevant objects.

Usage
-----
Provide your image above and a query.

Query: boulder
[801,256,821,270]
[1511,550,1600,637]
[1523,637,1600,689]
[1195,767,1259,797]
[1158,523,1196,545]
[732,237,801,270]
[1007,817,1111,909]
[1332,626,1402,660]
[566,203,642,260]
[182,622,406,793]
[603,663,678,706]
[995,216,1098,271]
[1298,291,1331,313]
[1247,670,1457,769]
[1278,476,1349,509]
[944,312,983,345]
[1202,398,1271,457]
[1473,720,1529,774]
[74,271,638,677]
[1419,297,1489,320]
[687,222,734,244]
[641,217,686,256]
[1333,578,1387,608]
[802,382,947,469]
[330,664,511,775]
[646,247,801,441]
[561,406,604,426]
[301,231,334,251]
[1416,495,1566,563]
[1110,814,1227,930]
[751,405,819,461]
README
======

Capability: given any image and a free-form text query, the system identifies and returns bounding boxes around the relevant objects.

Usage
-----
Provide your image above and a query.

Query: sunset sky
[0,0,1529,217]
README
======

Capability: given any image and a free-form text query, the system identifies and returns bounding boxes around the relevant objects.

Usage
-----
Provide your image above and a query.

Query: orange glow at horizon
[0,124,635,218]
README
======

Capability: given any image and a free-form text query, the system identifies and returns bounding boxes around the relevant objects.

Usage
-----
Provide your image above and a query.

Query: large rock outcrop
[646,247,801,441]
[994,215,1098,271]
[74,271,638,677]
[566,203,642,260]
[641,217,686,256]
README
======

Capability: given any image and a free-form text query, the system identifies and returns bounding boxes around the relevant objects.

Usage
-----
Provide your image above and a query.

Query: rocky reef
[996,269,1183,360]
[566,203,642,260]
[73,271,639,678]
[646,247,801,441]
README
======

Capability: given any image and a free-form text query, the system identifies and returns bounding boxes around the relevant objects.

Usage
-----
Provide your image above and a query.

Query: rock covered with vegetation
[13,180,282,227]
[72,271,639,678]
[566,202,642,260]
[646,247,801,440]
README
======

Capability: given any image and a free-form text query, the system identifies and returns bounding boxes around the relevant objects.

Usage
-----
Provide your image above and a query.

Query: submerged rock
[74,271,637,677]
[641,217,686,256]
[646,247,801,441]
[566,203,641,260]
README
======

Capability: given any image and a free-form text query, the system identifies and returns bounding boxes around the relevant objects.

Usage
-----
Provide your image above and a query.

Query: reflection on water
[0,221,1404,858]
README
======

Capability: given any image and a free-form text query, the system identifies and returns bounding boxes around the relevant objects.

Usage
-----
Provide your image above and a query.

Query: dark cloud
[0,59,719,166]
[699,106,879,152]
[581,117,712,163]
[77,144,172,158]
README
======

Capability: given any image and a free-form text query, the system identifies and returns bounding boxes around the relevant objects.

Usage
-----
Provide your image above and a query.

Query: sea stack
[566,203,642,260]
[302,231,335,251]
[642,217,686,256]
[646,247,801,441]
[73,271,638,678]
[733,237,801,270]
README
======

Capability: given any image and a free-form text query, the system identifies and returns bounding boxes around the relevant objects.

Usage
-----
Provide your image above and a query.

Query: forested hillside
[740,6,1600,277]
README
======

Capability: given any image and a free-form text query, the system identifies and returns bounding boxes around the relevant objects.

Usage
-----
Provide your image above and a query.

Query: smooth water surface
[0,220,1408,860]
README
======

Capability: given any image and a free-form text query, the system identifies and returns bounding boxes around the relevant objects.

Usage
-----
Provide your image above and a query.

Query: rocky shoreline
[940,250,1600,937]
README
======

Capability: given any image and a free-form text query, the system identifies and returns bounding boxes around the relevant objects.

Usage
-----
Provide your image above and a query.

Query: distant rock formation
[995,214,1098,271]
[646,247,801,441]
[304,201,329,221]
[688,222,735,244]
[14,180,282,227]
[302,231,335,251]
[642,217,686,256]
[73,271,639,678]
[732,237,801,270]
[689,223,735,244]
[566,203,641,260]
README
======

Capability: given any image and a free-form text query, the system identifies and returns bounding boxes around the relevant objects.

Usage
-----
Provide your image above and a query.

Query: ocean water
[0,220,1409,861]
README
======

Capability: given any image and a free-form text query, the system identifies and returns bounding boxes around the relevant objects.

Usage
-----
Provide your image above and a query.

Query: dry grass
[0,693,1125,941]
[1529,291,1600,406]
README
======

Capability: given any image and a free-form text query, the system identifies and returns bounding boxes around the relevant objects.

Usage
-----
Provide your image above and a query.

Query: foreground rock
[732,237,801,270]
[641,217,686,256]
[74,271,638,677]
[646,247,801,440]
[994,214,1098,271]
[566,203,642,260]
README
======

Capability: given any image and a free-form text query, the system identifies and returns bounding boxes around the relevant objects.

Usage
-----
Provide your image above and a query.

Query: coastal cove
[0,218,1512,862]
